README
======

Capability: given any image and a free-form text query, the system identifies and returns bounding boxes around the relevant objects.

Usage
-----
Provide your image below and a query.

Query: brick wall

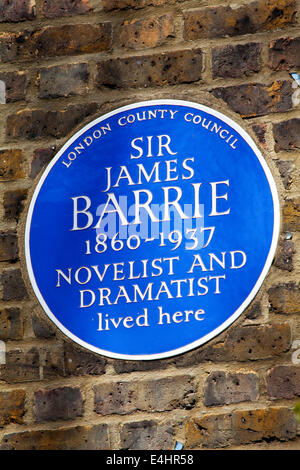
[0,0,299,450]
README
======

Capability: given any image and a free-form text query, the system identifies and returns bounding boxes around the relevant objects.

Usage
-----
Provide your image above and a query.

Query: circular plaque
[25,100,280,360]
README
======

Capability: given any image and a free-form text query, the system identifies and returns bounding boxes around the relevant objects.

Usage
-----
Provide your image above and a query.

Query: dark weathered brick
[0,347,40,383]
[173,323,291,366]
[30,148,55,179]
[0,24,111,63]
[267,365,300,399]
[32,315,55,339]
[3,188,27,221]
[1,269,28,301]
[269,37,300,70]
[216,324,291,361]
[0,308,23,341]
[113,358,169,374]
[7,103,97,140]
[64,342,106,376]
[120,420,174,450]
[212,43,261,78]
[252,124,267,148]
[96,49,203,89]
[0,424,109,450]
[39,63,89,99]
[184,0,296,40]
[0,390,26,427]
[0,232,18,263]
[244,302,262,320]
[232,407,297,444]
[0,0,36,22]
[204,371,259,406]
[274,238,295,271]
[0,71,27,102]
[42,0,92,18]
[118,15,174,49]
[103,0,184,10]
[0,150,25,181]
[275,160,294,189]
[269,283,300,314]
[273,119,300,152]
[212,81,293,118]
[94,376,196,415]
[42,345,65,380]
[34,387,84,422]
[283,198,300,231]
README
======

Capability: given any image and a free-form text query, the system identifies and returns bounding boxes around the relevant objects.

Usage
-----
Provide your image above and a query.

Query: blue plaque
[25,100,280,360]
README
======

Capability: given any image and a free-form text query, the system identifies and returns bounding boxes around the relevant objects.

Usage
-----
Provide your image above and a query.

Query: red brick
[0,0,36,22]
[33,387,84,422]
[212,80,293,118]
[118,15,174,49]
[269,37,300,70]
[96,49,203,89]
[42,0,92,18]
[0,390,26,427]
[184,0,297,40]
